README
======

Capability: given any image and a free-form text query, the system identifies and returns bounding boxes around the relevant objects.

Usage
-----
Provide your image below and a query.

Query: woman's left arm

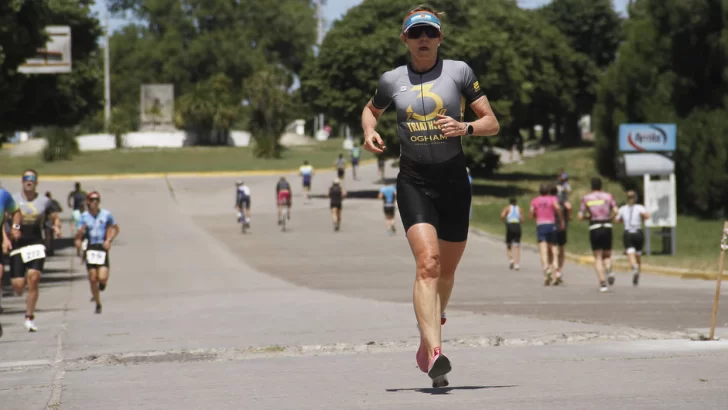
[466,95,500,136]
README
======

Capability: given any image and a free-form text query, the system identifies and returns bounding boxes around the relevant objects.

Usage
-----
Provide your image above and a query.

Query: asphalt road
[0,161,726,409]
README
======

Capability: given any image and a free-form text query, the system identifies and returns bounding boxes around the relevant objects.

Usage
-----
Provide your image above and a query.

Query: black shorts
[396,153,471,243]
[505,224,521,246]
[589,223,613,251]
[330,201,342,210]
[384,205,395,218]
[337,168,345,178]
[623,230,645,253]
[237,198,251,209]
[9,243,46,279]
[303,180,311,189]
[85,243,110,268]
[556,229,567,246]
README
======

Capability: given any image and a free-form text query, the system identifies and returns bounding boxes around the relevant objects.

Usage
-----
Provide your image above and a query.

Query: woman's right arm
[362,72,395,153]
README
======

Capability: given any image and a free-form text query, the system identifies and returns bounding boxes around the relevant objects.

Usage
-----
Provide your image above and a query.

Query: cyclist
[299,161,314,201]
[275,177,292,225]
[235,180,251,227]
[361,4,499,387]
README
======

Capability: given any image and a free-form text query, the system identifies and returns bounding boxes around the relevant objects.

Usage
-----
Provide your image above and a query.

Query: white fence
[77,130,252,151]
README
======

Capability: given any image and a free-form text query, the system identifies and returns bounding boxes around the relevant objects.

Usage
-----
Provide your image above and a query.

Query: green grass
[0,139,371,175]
[471,147,725,271]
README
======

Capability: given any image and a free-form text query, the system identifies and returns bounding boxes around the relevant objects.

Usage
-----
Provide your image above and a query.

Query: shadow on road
[488,172,554,182]
[310,190,381,200]
[472,184,531,199]
[386,384,516,395]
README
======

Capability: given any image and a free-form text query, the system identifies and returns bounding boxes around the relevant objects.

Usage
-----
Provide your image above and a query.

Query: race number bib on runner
[11,244,46,263]
[86,250,107,265]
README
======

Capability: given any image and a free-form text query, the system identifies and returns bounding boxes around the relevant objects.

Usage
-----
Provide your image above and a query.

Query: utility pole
[104,1,111,132]
[316,0,325,46]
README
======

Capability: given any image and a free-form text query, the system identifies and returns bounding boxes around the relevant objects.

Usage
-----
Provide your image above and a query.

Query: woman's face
[401,25,442,59]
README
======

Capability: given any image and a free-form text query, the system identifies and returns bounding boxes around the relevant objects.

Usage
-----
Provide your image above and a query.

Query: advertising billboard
[619,123,676,152]
[18,26,72,74]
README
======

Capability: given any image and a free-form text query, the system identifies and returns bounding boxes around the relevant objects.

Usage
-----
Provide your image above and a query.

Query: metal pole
[708,223,728,340]
[104,2,111,132]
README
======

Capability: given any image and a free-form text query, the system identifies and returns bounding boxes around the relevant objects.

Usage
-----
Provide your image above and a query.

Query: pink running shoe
[416,338,428,372]
[427,347,452,383]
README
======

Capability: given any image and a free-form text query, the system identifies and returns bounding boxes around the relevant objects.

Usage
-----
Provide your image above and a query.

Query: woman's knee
[416,252,441,280]
[27,272,40,288]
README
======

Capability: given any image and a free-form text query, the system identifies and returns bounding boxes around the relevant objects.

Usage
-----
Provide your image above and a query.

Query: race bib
[86,250,107,265]
[13,245,46,263]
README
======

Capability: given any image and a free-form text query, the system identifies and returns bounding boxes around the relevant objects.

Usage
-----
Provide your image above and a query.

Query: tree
[107,0,317,136]
[300,0,582,165]
[593,0,728,216]
[0,0,103,134]
[176,73,240,146]
[246,67,295,158]
[538,0,622,146]
[0,0,51,135]
[540,0,623,70]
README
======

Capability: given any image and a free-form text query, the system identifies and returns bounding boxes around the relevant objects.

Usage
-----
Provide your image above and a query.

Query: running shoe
[427,347,452,387]
[599,281,609,293]
[544,267,553,286]
[24,318,38,332]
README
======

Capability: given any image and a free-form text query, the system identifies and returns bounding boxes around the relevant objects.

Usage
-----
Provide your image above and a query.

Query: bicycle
[280,206,288,232]
[240,214,248,234]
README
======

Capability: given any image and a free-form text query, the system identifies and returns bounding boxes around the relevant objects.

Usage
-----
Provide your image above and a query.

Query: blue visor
[402,12,441,33]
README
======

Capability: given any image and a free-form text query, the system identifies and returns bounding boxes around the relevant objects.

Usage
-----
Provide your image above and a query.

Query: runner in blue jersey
[500,197,523,270]
[74,192,120,314]
[0,187,21,326]
[360,4,500,388]
[299,160,314,201]
[378,184,398,235]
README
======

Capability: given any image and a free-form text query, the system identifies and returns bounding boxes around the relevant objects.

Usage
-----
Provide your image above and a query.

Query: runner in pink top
[529,184,565,286]
[531,195,557,224]
[579,191,616,222]
[578,177,619,292]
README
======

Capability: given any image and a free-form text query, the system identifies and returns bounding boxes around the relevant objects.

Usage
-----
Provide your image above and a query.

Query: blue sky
[91,0,631,34]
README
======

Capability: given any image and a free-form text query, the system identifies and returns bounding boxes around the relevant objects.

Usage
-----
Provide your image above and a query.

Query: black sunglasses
[407,26,440,39]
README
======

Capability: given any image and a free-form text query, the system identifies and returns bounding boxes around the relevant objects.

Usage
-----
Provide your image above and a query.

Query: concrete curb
[0,159,378,182]
[468,227,722,281]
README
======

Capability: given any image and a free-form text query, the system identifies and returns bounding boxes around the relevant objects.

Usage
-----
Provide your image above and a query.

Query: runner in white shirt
[615,190,650,286]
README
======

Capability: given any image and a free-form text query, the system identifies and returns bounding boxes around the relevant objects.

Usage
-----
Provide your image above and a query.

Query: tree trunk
[563,112,581,147]
[554,112,563,144]
[541,117,552,145]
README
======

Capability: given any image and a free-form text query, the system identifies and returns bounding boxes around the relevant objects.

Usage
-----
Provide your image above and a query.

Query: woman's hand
[435,114,467,137]
[364,130,386,154]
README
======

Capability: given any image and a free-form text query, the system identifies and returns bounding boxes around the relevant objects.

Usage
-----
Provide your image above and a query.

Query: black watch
[465,123,474,136]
